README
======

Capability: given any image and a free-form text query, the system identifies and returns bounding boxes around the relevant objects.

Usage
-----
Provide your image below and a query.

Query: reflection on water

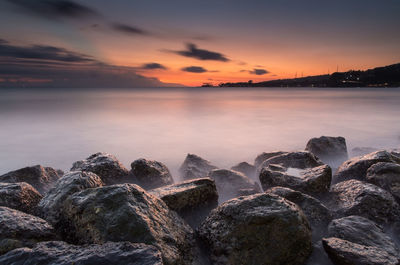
[0,87,399,178]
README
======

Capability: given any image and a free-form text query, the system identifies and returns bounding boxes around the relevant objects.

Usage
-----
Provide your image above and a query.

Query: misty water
[1,87,400,178]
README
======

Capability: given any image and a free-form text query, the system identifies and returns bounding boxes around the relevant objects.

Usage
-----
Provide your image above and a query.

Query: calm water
[1,87,400,178]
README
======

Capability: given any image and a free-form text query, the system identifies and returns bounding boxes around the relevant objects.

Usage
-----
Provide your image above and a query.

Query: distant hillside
[218,63,400,87]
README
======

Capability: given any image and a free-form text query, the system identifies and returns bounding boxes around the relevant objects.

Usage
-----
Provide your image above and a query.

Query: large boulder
[37,171,103,227]
[0,165,61,194]
[0,241,163,265]
[130,158,174,189]
[259,164,331,195]
[305,136,348,168]
[71,152,130,185]
[258,151,323,172]
[208,169,261,202]
[328,180,400,224]
[60,184,194,265]
[254,151,287,168]
[0,182,42,214]
[179,154,218,180]
[367,162,400,202]
[198,193,312,265]
[231,162,256,179]
[0,207,57,255]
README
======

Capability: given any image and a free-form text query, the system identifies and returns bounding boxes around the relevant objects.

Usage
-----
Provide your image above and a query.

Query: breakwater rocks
[0,136,399,265]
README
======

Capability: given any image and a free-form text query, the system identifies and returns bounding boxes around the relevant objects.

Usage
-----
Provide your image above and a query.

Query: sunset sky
[1,0,400,87]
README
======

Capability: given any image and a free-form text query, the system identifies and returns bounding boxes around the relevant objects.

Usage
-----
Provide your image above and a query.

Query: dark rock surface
[0,207,57,255]
[71,152,130,185]
[0,165,61,194]
[130,158,174,189]
[179,153,218,180]
[231,162,256,179]
[254,151,287,168]
[305,136,348,168]
[198,193,312,265]
[258,151,323,171]
[0,241,163,265]
[0,182,42,214]
[367,162,400,202]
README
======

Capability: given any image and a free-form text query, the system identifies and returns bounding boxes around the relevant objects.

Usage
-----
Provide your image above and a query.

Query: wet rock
[259,164,332,195]
[231,162,256,179]
[37,171,103,227]
[130,158,174,189]
[258,151,323,172]
[179,153,218,180]
[328,179,400,224]
[0,207,57,255]
[208,169,261,202]
[0,165,61,194]
[60,184,194,265]
[0,182,42,214]
[198,193,312,265]
[71,152,130,185]
[0,241,163,265]
[322,237,399,265]
[305,136,348,168]
[367,162,400,202]
[254,151,287,168]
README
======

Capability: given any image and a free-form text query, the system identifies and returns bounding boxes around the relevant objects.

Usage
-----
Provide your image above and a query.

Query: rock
[198,193,312,265]
[208,169,261,202]
[149,178,218,228]
[305,136,348,168]
[130,158,174,189]
[0,241,163,265]
[322,237,399,265]
[327,216,399,258]
[37,171,103,227]
[254,151,287,168]
[0,165,61,194]
[258,151,323,172]
[60,184,193,265]
[367,162,400,202]
[333,150,399,184]
[0,207,57,255]
[179,153,218,180]
[328,180,400,224]
[231,162,256,179]
[0,182,42,214]
[70,152,130,185]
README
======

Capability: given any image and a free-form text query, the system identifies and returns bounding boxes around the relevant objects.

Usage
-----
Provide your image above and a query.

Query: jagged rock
[56,169,64,177]
[254,151,287,168]
[198,193,312,265]
[179,153,218,180]
[259,164,332,195]
[0,207,57,255]
[367,162,400,202]
[0,182,42,214]
[305,136,348,168]
[258,151,323,172]
[231,162,256,179]
[130,158,174,189]
[328,180,400,224]
[327,216,399,258]
[208,169,261,202]
[37,171,103,227]
[0,165,61,194]
[70,152,130,185]
[333,150,399,184]
[322,237,399,265]
[0,241,163,265]
[60,184,193,265]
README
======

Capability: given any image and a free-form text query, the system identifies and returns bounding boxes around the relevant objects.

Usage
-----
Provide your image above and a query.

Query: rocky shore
[0,136,399,264]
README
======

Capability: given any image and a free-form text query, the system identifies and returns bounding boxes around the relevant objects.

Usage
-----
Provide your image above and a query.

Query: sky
[0,0,400,88]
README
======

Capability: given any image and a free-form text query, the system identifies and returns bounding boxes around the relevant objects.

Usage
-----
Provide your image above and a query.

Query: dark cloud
[249,68,269,75]
[181,66,207,73]
[172,43,229,62]
[141,63,167,70]
[111,23,150,36]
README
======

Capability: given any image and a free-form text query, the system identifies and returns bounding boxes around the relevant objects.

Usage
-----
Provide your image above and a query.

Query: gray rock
[130,158,174,189]
[305,136,348,168]
[0,241,163,265]
[198,193,312,265]
[208,169,261,202]
[0,165,61,194]
[0,182,42,214]
[179,154,218,180]
[71,152,130,185]
[231,162,256,179]
[254,151,287,168]
[258,151,323,172]
[367,162,400,203]
[322,237,399,265]
[37,171,103,227]
[0,207,57,255]
[60,184,194,265]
